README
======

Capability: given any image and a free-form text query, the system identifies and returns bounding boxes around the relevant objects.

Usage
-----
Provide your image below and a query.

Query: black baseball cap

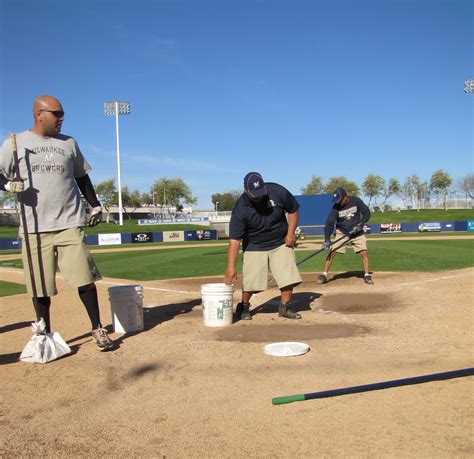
[244,172,267,199]
[332,187,347,203]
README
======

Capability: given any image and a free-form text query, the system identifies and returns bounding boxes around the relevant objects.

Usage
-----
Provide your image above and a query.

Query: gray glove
[5,179,24,193]
[349,223,364,237]
[88,206,103,227]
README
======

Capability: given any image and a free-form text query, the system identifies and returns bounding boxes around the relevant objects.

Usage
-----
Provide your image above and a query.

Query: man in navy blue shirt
[317,187,374,285]
[224,172,303,320]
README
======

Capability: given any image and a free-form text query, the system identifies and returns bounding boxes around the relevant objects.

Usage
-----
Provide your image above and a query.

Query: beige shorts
[21,227,102,297]
[242,244,302,292]
[331,229,367,254]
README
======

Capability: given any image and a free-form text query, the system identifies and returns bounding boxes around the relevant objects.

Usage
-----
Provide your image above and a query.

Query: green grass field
[84,239,474,278]
[0,280,27,297]
[1,239,472,297]
[366,209,474,224]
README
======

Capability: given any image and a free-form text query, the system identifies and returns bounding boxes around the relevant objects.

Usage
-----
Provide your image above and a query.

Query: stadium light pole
[464,79,474,93]
[104,101,131,226]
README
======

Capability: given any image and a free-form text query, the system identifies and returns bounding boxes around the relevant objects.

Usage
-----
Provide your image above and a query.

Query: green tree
[140,191,153,206]
[323,176,360,196]
[121,186,143,219]
[362,174,385,207]
[456,174,474,199]
[402,175,422,209]
[211,190,241,211]
[301,176,324,195]
[430,169,452,210]
[382,178,401,210]
[152,177,197,216]
[95,178,117,222]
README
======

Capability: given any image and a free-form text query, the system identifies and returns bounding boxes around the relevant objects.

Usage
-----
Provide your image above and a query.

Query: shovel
[10,133,71,363]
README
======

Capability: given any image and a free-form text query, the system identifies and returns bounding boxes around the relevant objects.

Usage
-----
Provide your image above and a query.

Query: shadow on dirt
[0,321,31,334]
[142,299,202,330]
[0,351,21,365]
[249,291,321,318]
[327,271,371,283]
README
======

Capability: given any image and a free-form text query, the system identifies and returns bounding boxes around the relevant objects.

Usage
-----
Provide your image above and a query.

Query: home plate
[263,342,310,357]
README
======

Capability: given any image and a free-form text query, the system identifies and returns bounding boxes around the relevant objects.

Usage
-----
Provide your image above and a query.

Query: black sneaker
[278,303,301,320]
[364,274,374,285]
[235,302,252,321]
[317,274,328,284]
[92,328,114,351]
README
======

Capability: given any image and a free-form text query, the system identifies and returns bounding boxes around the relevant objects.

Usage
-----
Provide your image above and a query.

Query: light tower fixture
[464,79,474,93]
[104,101,131,225]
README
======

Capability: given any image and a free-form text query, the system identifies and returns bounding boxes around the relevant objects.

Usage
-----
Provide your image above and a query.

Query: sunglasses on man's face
[40,109,65,118]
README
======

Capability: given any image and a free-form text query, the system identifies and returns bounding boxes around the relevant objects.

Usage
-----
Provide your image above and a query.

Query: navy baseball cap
[332,187,347,203]
[244,172,267,198]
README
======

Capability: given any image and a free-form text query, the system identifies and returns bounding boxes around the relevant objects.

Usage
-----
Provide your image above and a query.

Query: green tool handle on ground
[272,368,474,405]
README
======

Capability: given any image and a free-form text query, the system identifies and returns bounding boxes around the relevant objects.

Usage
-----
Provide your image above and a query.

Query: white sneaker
[92,328,114,351]
[317,273,328,284]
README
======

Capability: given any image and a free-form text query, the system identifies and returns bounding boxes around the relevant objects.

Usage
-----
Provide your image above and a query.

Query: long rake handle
[10,134,39,314]
[266,234,351,286]
[272,368,474,405]
[296,233,348,267]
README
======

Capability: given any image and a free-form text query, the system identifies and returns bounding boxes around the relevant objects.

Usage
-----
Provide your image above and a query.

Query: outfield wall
[0,229,218,251]
[302,220,473,236]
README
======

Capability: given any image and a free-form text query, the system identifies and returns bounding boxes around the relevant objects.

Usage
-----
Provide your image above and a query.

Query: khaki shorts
[242,244,302,292]
[331,229,367,254]
[21,227,102,297]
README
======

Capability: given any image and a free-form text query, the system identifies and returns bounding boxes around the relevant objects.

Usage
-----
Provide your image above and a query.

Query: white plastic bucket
[201,283,234,327]
[108,285,144,333]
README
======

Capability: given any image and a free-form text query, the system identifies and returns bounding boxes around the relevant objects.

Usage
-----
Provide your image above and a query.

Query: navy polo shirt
[324,196,371,240]
[229,182,300,251]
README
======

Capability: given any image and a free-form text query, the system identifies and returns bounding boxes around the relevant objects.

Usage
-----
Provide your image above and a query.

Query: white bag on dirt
[20,318,71,364]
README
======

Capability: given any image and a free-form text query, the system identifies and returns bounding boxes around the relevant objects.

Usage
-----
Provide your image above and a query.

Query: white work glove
[5,179,24,193]
[88,206,103,227]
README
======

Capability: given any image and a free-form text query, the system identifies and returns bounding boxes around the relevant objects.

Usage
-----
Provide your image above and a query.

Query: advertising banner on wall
[131,232,154,243]
[98,233,122,245]
[380,223,402,233]
[467,221,474,232]
[196,230,213,240]
[418,222,441,232]
[163,231,185,242]
[185,230,217,240]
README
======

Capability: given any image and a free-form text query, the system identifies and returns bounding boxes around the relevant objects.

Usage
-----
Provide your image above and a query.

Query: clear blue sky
[0,0,472,208]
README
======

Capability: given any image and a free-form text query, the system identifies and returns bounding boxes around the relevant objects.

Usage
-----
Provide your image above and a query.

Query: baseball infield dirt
[1,262,473,457]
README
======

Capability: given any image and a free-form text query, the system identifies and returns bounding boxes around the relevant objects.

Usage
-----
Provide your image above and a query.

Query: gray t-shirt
[0,130,91,232]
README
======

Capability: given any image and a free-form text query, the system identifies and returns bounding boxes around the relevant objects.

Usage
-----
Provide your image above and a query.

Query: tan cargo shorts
[242,244,302,292]
[21,227,102,297]
[331,229,368,254]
